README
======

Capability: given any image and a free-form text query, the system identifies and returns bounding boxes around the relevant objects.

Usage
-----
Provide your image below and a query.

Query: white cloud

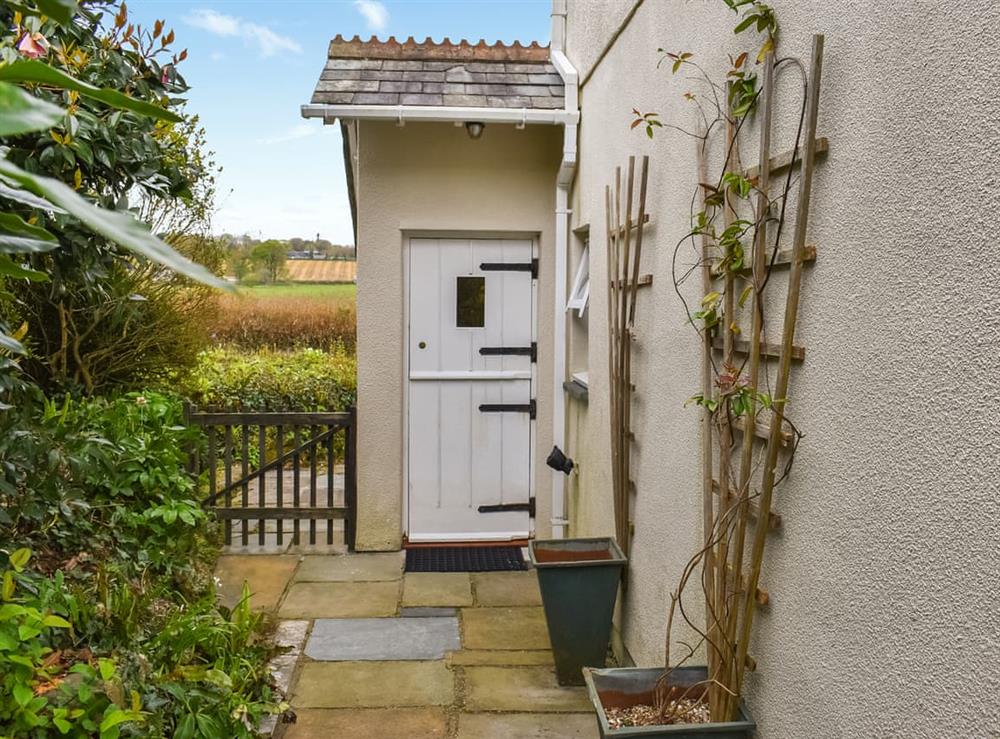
[186,9,301,57]
[354,0,389,32]
[257,124,318,145]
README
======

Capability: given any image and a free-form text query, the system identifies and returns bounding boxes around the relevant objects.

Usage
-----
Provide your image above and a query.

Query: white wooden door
[407,237,534,541]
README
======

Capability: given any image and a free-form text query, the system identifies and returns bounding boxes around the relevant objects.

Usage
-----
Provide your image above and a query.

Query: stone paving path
[215,553,599,738]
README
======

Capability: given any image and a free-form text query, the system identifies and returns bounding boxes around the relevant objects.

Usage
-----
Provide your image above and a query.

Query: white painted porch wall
[352,120,562,550]
[565,1,1000,736]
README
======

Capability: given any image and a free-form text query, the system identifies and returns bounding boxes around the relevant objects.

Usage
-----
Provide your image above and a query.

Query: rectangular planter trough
[529,537,626,686]
[583,666,756,738]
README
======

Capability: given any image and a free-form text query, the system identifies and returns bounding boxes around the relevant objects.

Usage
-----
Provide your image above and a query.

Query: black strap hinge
[479,342,536,362]
[478,399,536,420]
[477,497,535,517]
[479,259,538,279]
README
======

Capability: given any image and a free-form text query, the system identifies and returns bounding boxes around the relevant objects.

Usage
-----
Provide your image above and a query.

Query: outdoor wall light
[465,121,485,139]
[546,446,575,475]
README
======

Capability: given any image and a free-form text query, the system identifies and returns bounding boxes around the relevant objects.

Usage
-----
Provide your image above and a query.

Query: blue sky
[128,1,551,244]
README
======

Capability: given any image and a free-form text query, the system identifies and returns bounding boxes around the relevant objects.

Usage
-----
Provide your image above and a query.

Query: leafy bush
[184,347,357,412]
[0,1,226,394]
[1,550,141,738]
[209,292,356,351]
[0,390,283,738]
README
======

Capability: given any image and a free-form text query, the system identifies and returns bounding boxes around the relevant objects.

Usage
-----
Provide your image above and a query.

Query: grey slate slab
[400,93,444,105]
[306,617,460,661]
[352,92,400,105]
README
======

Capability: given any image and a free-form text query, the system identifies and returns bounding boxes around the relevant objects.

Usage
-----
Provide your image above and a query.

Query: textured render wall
[565,1,1000,736]
[354,120,562,550]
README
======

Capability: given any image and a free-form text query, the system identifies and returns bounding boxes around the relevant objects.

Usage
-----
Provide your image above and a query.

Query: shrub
[0,390,283,738]
[209,293,356,351]
[13,236,224,395]
[1,2,225,395]
[184,347,357,412]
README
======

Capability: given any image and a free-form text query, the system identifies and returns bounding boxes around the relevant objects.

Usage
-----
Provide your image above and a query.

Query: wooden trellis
[605,155,651,562]
[697,35,828,718]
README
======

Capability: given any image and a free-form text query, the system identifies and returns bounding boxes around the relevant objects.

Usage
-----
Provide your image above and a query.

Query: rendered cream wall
[565,1,1000,736]
[353,120,562,550]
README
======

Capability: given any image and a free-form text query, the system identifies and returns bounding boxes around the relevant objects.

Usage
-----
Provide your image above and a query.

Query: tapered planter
[528,537,627,686]
[583,666,755,738]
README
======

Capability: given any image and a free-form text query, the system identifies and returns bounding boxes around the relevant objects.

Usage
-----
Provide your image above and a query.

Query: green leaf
[174,714,196,739]
[0,213,59,251]
[34,0,79,26]
[0,603,28,619]
[53,716,72,734]
[9,547,31,572]
[0,61,181,123]
[0,178,65,212]
[0,254,48,281]
[2,571,18,599]
[42,614,72,628]
[0,157,229,289]
[99,709,135,733]
[0,82,64,136]
[204,669,233,689]
[0,213,59,253]
[13,683,32,708]
[98,657,115,681]
[734,14,759,34]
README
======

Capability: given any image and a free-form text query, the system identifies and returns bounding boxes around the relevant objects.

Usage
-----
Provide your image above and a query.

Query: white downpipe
[549,0,577,537]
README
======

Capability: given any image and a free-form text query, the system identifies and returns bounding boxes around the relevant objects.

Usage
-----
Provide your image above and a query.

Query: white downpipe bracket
[549,0,578,538]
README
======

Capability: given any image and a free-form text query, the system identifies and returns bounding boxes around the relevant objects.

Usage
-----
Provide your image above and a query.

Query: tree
[250,239,287,283]
[0,1,225,392]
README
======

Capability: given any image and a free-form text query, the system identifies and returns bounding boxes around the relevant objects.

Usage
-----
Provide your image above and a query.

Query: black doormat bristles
[405,546,526,573]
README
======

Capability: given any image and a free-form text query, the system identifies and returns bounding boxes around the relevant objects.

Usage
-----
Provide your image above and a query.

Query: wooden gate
[186,407,357,550]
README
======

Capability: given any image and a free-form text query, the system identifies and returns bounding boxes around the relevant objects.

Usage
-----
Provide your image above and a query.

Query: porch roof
[310,35,565,110]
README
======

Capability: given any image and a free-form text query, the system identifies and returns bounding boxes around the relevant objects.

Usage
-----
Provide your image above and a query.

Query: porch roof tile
[310,35,565,110]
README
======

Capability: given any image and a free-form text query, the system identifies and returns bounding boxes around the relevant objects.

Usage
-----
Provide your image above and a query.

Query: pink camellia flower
[16,31,48,59]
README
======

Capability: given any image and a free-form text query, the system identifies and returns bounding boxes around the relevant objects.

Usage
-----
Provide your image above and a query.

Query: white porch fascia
[300,104,579,127]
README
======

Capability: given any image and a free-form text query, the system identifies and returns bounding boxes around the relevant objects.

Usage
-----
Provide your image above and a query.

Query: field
[285,258,357,283]
[211,282,357,349]
[240,283,356,300]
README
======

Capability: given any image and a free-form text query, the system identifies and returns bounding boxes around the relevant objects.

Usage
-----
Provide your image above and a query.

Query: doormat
[405,546,526,573]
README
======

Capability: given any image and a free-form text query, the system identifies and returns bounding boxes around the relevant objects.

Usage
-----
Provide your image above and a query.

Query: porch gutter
[301,104,577,126]
[549,0,578,538]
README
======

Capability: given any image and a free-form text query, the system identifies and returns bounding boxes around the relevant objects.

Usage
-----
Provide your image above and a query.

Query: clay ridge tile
[327,35,551,63]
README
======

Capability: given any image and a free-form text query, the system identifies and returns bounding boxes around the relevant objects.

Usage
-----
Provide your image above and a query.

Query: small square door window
[456,276,485,328]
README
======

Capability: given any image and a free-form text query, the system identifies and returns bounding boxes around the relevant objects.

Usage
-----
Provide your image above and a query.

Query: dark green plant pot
[583,666,756,738]
[528,537,627,686]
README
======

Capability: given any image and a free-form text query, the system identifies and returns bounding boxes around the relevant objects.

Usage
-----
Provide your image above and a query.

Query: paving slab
[403,572,473,607]
[295,552,403,582]
[270,620,310,695]
[293,661,454,708]
[448,649,553,666]
[284,708,448,738]
[213,555,298,612]
[457,712,598,738]
[279,581,399,618]
[463,666,591,712]
[306,617,460,661]
[472,570,543,606]
[461,606,550,650]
